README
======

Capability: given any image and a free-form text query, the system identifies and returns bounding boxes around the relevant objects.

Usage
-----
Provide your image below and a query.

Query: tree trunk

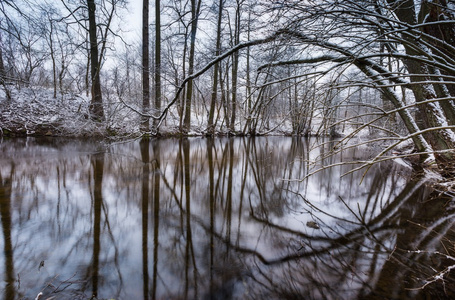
[58,53,66,99]
[0,44,11,101]
[183,0,201,132]
[48,19,57,99]
[87,0,104,121]
[85,37,90,97]
[246,5,252,116]
[154,0,161,132]
[230,0,241,133]
[142,0,150,132]
[207,0,224,135]
[419,0,455,123]
[386,0,455,162]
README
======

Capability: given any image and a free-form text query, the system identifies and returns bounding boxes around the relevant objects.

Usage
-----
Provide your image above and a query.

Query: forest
[2,1,455,298]
[1,0,455,172]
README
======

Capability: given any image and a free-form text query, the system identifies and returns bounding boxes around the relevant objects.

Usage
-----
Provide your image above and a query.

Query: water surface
[0,137,454,299]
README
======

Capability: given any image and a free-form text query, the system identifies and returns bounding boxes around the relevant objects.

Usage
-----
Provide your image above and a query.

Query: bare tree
[229,0,242,133]
[0,38,11,101]
[154,0,161,132]
[207,0,224,135]
[141,0,150,132]
[87,0,104,121]
[182,0,202,132]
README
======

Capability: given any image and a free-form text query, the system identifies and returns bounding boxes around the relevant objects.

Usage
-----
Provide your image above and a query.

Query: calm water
[0,137,454,300]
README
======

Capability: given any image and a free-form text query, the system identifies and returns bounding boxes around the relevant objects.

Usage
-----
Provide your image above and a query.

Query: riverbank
[0,87,162,139]
[0,87,298,139]
[3,86,455,186]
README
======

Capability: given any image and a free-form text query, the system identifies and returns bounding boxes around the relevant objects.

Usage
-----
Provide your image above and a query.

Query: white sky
[123,0,143,41]
[122,0,161,41]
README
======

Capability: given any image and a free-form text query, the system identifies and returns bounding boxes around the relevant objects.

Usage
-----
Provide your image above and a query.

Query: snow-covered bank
[0,87,182,138]
[0,88,113,137]
[0,86,301,138]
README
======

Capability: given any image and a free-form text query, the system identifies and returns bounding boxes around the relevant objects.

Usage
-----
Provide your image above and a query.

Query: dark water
[0,137,454,300]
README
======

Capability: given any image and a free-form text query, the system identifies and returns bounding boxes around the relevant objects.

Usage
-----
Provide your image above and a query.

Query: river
[0,136,454,299]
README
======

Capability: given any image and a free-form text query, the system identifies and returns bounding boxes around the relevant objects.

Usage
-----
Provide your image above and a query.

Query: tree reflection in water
[0,163,15,300]
[0,137,454,299]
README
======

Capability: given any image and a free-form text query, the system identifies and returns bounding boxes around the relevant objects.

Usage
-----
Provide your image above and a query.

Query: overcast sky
[122,0,169,45]
[123,0,142,41]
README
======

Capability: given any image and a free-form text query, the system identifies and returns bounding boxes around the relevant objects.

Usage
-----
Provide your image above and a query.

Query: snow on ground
[0,87,116,137]
[0,86,299,138]
[0,86,185,138]
[0,85,413,147]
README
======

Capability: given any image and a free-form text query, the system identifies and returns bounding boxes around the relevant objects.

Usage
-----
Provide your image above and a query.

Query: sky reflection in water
[0,137,454,300]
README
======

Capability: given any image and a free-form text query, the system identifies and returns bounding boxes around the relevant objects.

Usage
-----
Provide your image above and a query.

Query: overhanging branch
[152,31,285,128]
